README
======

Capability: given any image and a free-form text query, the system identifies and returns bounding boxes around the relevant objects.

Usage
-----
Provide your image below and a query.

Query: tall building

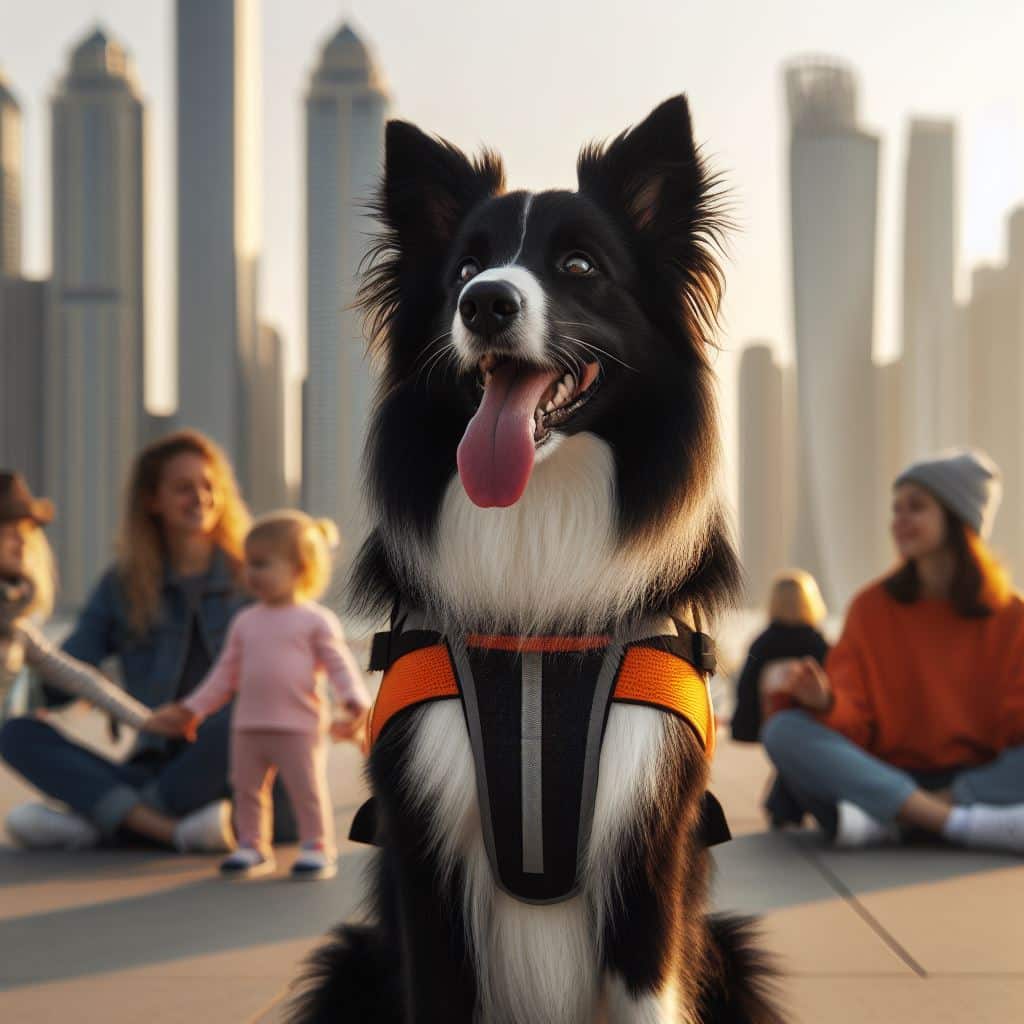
[966,209,1024,574]
[785,58,881,610]
[247,321,292,512]
[46,28,145,606]
[303,24,388,553]
[176,0,259,485]
[0,70,21,275]
[0,277,47,489]
[902,119,957,461]
[738,344,795,605]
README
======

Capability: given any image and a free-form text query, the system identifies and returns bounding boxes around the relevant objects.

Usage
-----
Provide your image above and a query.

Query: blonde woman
[147,511,370,880]
[731,570,829,744]
[0,431,297,852]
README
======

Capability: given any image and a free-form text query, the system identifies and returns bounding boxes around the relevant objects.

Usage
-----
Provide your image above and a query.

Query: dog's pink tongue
[457,363,561,507]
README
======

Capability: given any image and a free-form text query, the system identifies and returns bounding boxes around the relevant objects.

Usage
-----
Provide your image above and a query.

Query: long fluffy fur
[289,96,782,1024]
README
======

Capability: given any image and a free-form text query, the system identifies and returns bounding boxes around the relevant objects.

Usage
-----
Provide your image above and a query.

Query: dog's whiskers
[552,332,638,374]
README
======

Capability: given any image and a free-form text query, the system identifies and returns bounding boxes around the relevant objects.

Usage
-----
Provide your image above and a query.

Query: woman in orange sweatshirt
[762,449,1024,851]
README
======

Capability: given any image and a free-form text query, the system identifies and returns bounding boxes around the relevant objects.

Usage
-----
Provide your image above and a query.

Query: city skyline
[4,3,1024,611]
[4,0,1024,510]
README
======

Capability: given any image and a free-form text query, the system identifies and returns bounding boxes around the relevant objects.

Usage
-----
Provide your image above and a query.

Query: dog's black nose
[459,279,522,336]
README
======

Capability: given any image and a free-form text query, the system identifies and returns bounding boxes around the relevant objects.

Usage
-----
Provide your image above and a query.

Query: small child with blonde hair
[731,569,829,743]
[146,510,371,880]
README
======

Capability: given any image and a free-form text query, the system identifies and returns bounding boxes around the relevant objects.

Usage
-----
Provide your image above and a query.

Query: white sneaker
[834,801,900,849]
[219,846,275,879]
[290,844,337,881]
[5,802,100,850]
[172,800,235,854]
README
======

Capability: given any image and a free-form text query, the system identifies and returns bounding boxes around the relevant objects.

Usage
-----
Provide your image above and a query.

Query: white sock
[942,804,1024,853]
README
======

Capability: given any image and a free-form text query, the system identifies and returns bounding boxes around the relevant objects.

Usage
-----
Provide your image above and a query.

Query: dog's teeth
[544,400,555,413]
[562,373,574,390]
[554,383,570,405]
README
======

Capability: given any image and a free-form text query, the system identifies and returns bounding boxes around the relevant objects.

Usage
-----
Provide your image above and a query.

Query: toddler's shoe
[220,846,275,879]
[291,842,337,881]
[5,802,100,850]
[173,799,235,854]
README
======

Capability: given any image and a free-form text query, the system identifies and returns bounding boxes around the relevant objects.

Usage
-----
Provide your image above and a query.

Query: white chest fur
[387,431,717,635]
[404,697,669,1024]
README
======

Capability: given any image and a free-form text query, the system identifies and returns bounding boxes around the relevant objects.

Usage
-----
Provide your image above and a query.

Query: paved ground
[1,705,1022,1022]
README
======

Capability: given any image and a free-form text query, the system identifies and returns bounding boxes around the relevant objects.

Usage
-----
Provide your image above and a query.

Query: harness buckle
[368,631,392,672]
[692,632,717,675]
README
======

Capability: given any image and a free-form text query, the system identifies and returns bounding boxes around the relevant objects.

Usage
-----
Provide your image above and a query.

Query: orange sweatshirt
[818,580,1024,771]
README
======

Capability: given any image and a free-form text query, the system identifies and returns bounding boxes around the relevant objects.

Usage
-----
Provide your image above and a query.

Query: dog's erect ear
[382,120,505,252]
[576,96,706,236]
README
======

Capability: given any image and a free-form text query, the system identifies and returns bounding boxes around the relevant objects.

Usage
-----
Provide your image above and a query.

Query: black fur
[291,96,783,1022]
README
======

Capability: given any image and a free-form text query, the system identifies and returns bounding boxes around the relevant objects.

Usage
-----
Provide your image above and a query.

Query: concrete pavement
[1,706,1021,1022]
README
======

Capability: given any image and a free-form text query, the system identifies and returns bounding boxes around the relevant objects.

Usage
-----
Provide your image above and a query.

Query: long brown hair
[884,507,1012,618]
[117,430,250,635]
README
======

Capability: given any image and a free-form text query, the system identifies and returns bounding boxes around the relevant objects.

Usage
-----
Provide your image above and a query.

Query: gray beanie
[895,448,1002,539]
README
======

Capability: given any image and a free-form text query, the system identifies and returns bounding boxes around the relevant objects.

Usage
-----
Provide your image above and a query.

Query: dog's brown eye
[561,252,596,276]
[457,259,480,284]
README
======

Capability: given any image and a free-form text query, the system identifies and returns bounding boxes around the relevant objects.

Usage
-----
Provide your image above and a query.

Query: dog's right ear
[382,121,505,254]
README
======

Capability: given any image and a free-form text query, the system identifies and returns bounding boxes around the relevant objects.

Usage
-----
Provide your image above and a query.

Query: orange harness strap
[367,642,716,758]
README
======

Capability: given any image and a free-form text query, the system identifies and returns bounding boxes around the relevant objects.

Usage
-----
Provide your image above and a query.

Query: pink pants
[230,729,334,855]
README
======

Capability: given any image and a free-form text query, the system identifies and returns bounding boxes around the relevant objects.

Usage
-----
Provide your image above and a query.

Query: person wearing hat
[0,472,153,727]
[761,448,1024,852]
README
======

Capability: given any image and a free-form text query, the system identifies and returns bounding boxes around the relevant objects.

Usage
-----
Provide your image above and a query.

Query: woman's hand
[780,657,833,713]
[143,703,199,742]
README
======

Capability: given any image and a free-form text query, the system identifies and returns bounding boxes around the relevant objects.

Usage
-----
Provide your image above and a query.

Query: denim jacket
[51,548,248,714]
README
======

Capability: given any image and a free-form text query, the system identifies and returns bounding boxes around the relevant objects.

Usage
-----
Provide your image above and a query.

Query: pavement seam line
[785,835,929,979]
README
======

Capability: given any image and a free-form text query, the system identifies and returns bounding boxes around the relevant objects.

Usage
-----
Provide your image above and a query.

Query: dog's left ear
[577,96,706,237]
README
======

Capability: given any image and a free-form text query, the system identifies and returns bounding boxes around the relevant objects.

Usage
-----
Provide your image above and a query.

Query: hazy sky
[4,0,1024,503]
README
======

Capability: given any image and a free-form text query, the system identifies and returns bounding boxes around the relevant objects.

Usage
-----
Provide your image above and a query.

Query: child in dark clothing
[731,570,829,742]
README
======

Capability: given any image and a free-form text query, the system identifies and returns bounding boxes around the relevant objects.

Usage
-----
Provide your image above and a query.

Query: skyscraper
[738,343,795,605]
[176,0,259,483]
[46,27,145,606]
[0,69,21,276]
[966,209,1024,574]
[303,24,388,554]
[247,321,292,512]
[0,277,47,490]
[785,58,881,610]
[902,119,957,461]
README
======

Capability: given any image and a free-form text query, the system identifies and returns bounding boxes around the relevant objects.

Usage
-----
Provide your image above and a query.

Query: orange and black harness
[352,609,730,905]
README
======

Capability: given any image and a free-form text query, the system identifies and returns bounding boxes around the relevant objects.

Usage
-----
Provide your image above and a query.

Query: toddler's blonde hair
[246,510,340,602]
[767,569,827,627]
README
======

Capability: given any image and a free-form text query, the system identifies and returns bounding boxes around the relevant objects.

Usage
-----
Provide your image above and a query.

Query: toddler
[146,511,370,880]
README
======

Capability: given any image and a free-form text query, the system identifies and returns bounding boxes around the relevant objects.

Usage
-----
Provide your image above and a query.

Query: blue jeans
[762,709,1024,833]
[0,705,297,843]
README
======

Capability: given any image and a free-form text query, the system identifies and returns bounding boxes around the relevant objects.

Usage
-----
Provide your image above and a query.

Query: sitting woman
[0,431,295,852]
[731,569,829,743]
[763,449,1024,852]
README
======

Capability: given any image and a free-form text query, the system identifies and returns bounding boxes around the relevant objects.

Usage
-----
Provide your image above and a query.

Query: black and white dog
[290,97,782,1024]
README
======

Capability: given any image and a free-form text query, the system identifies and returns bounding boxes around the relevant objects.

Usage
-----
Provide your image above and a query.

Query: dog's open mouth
[456,353,602,509]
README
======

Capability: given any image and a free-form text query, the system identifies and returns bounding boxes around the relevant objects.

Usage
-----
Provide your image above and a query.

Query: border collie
[289,96,783,1024]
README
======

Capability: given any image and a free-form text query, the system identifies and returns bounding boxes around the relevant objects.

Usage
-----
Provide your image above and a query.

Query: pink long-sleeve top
[183,602,369,734]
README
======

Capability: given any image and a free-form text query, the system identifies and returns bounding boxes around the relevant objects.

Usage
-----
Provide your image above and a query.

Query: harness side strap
[366,644,458,749]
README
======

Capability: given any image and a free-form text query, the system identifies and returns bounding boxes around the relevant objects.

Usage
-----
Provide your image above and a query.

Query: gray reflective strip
[520,652,544,874]
[447,638,503,892]
[576,641,625,870]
